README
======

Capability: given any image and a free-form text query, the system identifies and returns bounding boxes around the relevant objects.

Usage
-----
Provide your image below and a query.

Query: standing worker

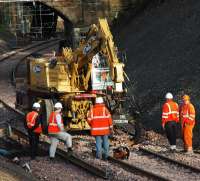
[25,102,42,159]
[180,95,195,154]
[162,93,179,151]
[48,102,72,159]
[87,97,113,160]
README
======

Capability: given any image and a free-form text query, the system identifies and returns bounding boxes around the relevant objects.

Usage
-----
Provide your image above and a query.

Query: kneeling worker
[87,97,113,160]
[25,102,42,159]
[162,92,179,151]
[180,95,195,154]
[48,102,72,159]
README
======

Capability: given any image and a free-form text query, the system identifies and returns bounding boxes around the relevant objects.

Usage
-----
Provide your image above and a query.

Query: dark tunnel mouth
[23,1,74,41]
[0,1,74,43]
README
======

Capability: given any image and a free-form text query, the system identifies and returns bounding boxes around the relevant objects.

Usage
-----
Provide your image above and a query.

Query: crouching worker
[180,95,195,154]
[87,97,113,160]
[25,102,42,159]
[48,102,72,159]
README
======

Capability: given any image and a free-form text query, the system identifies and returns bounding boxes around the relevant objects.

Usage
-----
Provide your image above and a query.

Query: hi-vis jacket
[87,104,113,136]
[180,103,195,125]
[48,112,64,134]
[26,111,42,133]
[162,100,179,126]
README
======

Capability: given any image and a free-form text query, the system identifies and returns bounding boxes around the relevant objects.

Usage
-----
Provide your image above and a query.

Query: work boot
[169,145,177,152]
[185,147,193,155]
[49,157,56,163]
[67,147,73,156]
[96,154,102,159]
[102,155,108,161]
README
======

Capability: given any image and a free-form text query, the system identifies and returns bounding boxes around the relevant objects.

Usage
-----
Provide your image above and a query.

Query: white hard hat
[33,102,40,109]
[95,97,104,104]
[54,102,63,109]
[165,92,173,99]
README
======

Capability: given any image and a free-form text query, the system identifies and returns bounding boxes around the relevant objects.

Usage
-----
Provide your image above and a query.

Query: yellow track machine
[16,18,130,132]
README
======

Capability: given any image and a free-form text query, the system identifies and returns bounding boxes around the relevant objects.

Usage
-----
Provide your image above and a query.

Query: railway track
[0,38,60,109]
[1,37,199,181]
[131,146,200,181]
[139,147,200,173]
[0,39,60,62]
[1,88,200,180]
[0,42,110,180]
[0,99,109,180]
[0,97,171,181]
[92,149,170,181]
[91,145,200,181]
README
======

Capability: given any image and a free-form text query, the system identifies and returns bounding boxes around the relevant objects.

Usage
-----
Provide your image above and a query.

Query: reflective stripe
[91,126,110,130]
[171,111,179,114]
[103,107,105,117]
[91,108,93,119]
[27,112,38,127]
[27,123,34,126]
[164,103,178,115]
[166,103,171,114]
[92,115,111,119]
[162,116,168,118]
[163,111,179,115]
[182,108,194,121]
[49,122,64,126]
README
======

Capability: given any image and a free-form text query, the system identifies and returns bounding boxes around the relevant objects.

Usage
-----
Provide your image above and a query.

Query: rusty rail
[11,127,108,179]
[92,149,170,181]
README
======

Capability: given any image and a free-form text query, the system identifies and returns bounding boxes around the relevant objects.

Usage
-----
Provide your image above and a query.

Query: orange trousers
[183,124,194,150]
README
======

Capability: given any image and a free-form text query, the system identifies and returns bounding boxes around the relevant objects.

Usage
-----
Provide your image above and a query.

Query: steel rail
[139,147,200,173]
[0,38,60,62]
[0,100,108,179]
[92,150,170,181]
[10,127,108,180]
[108,156,171,181]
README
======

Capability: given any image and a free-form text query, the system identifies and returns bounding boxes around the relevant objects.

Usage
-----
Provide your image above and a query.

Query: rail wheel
[41,99,54,133]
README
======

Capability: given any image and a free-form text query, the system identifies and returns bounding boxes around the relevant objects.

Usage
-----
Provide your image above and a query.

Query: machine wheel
[41,99,54,134]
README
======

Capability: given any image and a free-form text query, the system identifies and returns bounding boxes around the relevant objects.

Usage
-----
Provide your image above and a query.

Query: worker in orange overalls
[87,97,113,160]
[162,92,179,151]
[25,102,42,159]
[180,95,195,154]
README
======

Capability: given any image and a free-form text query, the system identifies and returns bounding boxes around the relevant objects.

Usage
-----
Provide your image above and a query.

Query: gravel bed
[19,156,104,181]
[76,149,149,181]
[142,144,200,169]
[72,136,148,181]
[0,102,23,125]
[0,156,38,181]
[127,150,200,181]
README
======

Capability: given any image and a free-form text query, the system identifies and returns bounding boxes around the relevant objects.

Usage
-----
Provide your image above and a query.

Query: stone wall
[39,0,141,26]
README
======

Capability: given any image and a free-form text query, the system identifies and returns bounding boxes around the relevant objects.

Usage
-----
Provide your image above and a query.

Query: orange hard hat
[183,94,190,101]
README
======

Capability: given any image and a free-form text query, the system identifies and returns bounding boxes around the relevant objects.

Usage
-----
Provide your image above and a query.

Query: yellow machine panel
[29,57,71,92]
